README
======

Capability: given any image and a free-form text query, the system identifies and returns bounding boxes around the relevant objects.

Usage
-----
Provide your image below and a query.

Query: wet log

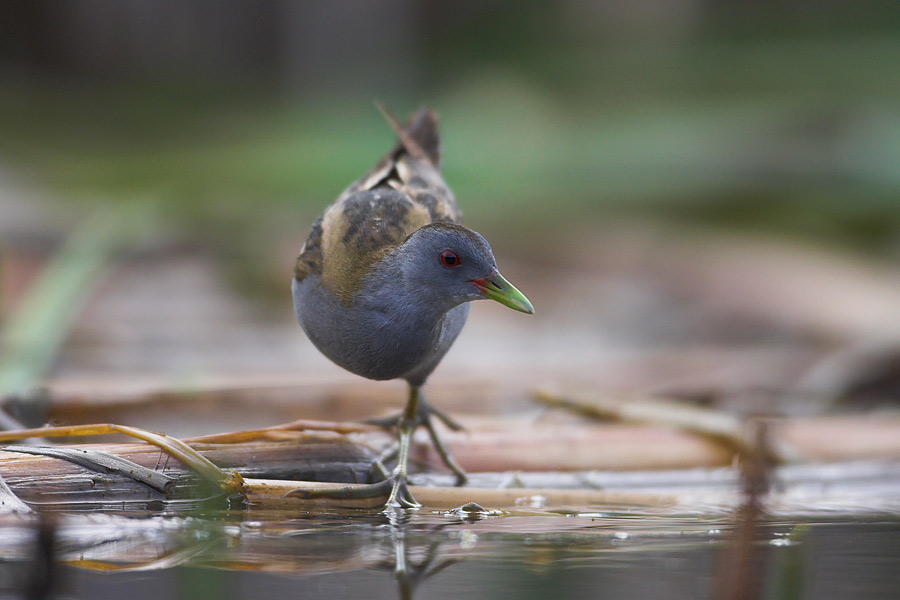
[1,411,899,511]
[0,428,387,508]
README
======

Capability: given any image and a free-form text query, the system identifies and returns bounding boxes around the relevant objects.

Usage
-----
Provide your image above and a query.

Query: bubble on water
[441,502,501,520]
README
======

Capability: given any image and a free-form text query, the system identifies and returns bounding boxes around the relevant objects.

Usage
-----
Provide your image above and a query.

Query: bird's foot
[286,413,424,509]
[364,399,468,487]
[288,388,467,509]
[363,402,464,432]
[384,471,420,510]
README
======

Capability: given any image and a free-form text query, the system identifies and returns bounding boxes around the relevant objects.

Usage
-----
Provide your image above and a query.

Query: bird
[291,105,534,508]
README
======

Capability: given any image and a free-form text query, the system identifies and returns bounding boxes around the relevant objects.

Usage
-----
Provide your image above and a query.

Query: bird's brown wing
[294,108,460,303]
[353,106,460,223]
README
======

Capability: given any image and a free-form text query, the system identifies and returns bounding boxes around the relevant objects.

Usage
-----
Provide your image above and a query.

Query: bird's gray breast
[292,276,469,383]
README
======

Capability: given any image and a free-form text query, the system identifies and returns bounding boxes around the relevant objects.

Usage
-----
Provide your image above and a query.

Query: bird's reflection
[377,508,473,600]
[16,500,496,599]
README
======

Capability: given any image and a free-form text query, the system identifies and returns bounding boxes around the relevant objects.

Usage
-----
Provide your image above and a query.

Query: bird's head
[396,222,534,314]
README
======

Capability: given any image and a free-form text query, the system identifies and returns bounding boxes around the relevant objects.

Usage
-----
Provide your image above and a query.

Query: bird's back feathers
[294,108,460,303]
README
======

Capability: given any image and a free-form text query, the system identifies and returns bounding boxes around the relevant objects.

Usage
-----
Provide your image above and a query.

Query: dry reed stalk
[0,426,383,505]
[0,424,243,493]
[242,478,680,510]
[536,389,805,463]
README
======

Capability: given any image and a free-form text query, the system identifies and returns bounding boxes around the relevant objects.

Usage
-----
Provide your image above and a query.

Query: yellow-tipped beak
[471,270,534,314]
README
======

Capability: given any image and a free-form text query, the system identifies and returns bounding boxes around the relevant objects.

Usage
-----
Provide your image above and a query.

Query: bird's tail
[375,103,441,167]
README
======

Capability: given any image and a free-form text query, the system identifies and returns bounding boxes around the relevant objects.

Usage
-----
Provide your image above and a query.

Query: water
[2,505,899,599]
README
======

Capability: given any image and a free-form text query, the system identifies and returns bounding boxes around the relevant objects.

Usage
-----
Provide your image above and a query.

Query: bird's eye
[440,250,461,268]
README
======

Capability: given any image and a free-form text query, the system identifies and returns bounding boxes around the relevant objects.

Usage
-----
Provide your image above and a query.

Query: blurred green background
[2,0,900,294]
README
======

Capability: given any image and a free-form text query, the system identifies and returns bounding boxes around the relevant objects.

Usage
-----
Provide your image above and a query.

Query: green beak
[471,270,535,314]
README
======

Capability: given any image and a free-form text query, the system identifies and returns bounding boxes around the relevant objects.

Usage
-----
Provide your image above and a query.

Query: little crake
[292,106,533,508]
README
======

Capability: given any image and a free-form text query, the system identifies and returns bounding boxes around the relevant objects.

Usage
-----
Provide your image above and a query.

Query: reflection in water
[383,509,461,600]
[0,504,899,598]
[24,512,61,600]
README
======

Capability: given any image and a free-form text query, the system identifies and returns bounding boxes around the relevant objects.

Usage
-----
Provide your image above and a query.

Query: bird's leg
[384,385,423,508]
[363,387,467,486]
[286,386,465,508]
[405,389,468,486]
[421,413,467,486]
[370,445,398,481]
[425,405,465,432]
[364,397,464,432]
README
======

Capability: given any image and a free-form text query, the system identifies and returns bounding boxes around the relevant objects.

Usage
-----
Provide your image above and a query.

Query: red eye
[440,250,461,268]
